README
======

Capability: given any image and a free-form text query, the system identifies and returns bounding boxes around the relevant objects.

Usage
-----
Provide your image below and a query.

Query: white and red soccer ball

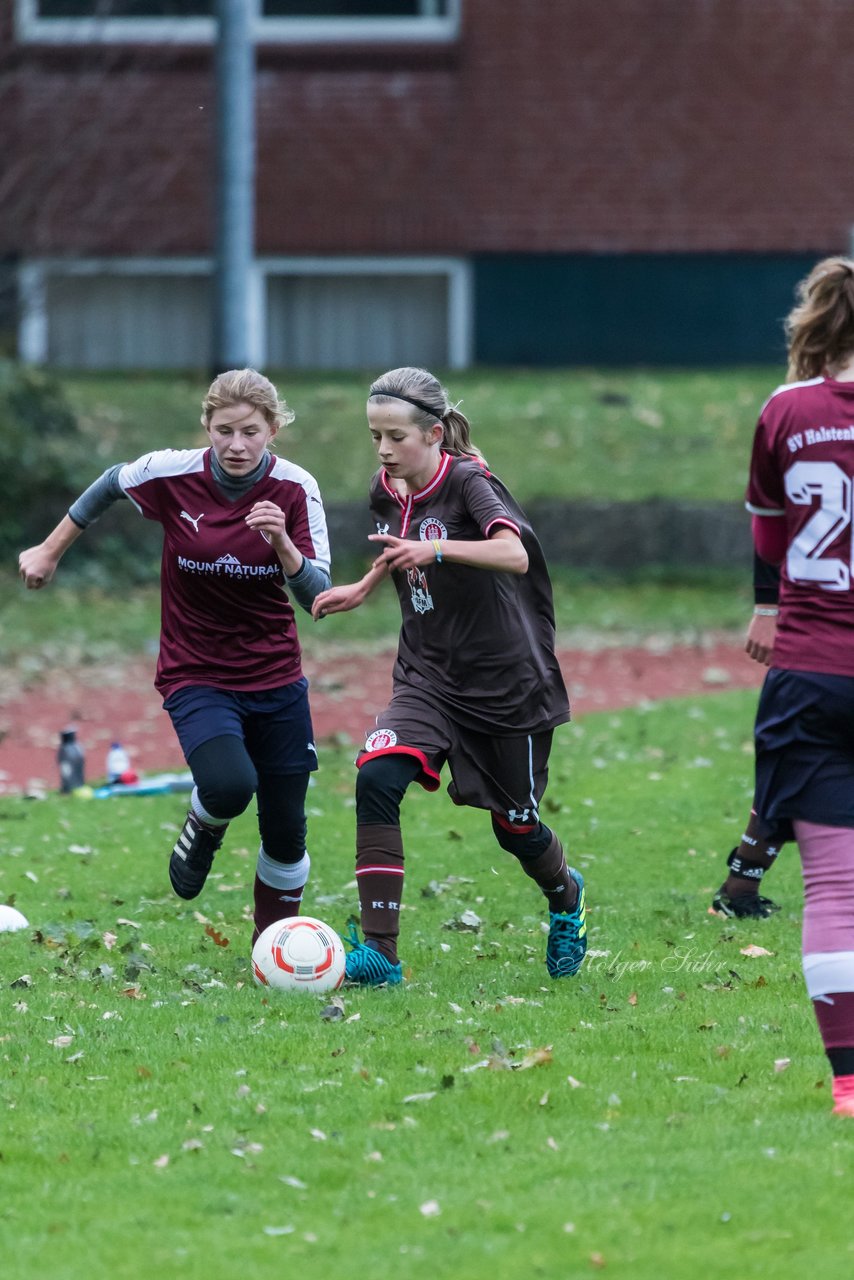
[252,916,345,993]
[0,904,29,932]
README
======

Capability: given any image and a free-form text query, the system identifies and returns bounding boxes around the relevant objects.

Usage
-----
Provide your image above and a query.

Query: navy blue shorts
[163,678,317,775]
[754,668,854,844]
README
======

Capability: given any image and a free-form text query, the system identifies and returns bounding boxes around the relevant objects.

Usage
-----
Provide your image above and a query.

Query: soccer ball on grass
[252,916,345,993]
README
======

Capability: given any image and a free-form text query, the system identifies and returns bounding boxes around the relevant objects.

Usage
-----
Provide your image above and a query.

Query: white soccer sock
[190,786,229,828]
[803,951,854,998]
[256,846,311,893]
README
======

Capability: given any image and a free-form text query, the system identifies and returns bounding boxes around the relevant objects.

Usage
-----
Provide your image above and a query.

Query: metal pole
[212,0,256,374]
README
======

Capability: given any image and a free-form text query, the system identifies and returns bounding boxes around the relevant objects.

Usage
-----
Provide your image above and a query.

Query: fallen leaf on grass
[442,910,482,932]
[204,923,230,948]
[49,1035,74,1049]
[567,1075,585,1089]
[420,1200,441,1218]
[102,931,117,951]
[740,944,774,958]
[153,1154,169,1169]
[403,1091,437,1104]
[320,997,345,1022]
[120,986,146,999]
[774,1058,791,1073]
[517,1046,553,1070]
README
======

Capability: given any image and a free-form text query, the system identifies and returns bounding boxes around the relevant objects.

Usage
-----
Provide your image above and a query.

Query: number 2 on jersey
[786,460,852,590]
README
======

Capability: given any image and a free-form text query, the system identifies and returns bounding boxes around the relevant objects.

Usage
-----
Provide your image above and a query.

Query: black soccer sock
[493,817,578,914]
[722,811,779,898]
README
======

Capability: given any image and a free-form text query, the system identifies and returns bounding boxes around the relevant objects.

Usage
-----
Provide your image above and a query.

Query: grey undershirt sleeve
[286,557,332,613]
[68,465,127,528]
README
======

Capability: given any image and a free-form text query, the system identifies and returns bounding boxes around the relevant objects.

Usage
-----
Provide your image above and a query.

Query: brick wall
[3,0,854,256]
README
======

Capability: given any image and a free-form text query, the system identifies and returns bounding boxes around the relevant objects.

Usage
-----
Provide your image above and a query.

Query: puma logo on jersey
[180,510,205,534]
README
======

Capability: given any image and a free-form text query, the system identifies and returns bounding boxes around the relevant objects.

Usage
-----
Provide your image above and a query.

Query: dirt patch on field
[0,637,764,796]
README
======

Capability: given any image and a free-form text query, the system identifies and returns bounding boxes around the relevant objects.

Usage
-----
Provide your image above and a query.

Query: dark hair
[786,257,854,382]
[368,366,485,462]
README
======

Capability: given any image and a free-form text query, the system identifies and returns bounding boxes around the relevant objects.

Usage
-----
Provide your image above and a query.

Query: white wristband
[753,606,779,617]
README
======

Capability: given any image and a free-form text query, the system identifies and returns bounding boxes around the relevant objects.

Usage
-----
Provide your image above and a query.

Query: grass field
[2,689,852,1279]
[1,567,757,676]
[58,367,777,503]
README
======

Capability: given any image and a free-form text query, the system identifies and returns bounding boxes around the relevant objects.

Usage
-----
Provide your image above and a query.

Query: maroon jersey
[119,448,330,697]
[369,451,569,734]
[747,376,854,676]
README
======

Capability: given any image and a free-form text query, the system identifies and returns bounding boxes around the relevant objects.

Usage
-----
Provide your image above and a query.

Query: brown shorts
[356,689,555,824]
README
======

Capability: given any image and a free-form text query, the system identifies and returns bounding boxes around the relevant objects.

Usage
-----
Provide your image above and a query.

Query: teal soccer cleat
[546,869,587,978]
[343,922,403,987]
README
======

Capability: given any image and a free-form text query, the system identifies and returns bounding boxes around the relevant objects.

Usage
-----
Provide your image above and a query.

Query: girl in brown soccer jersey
[312,365,586,985]
[746,257,854,1116]
[19,369,331,947]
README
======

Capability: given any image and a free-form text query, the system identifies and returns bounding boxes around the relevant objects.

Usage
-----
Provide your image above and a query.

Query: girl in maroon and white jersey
[747,257,854,1116]
[19,369,331,947]
[312,366,587,986]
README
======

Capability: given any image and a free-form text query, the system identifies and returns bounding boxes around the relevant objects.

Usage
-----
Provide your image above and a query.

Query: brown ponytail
[786,257,854,382]
[368,366,486,463]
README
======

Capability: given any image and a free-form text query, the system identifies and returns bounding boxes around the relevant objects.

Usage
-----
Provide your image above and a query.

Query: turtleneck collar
[209,448,271,500]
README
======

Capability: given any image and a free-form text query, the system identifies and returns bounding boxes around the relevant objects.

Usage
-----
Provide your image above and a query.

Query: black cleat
[711,886,780,919]
[169,812,225,900]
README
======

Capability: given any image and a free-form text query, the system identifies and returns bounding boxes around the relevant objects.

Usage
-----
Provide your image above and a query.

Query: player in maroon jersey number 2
[19,369,331,947]
[311,366,587,987]
[747,257,854,1117]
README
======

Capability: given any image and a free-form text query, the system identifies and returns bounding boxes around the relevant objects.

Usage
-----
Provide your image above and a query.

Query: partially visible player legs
[345,754,422,986]
[712,808,781,919]
[796,818,854,1116]
[251,771,312,944]
[170,736,256,900]
[491,815,587,978]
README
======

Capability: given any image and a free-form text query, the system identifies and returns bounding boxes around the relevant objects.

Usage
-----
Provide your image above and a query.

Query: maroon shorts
[356,689,555,824]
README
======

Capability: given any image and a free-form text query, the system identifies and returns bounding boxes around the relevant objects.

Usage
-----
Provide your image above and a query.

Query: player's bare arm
[312,562,388,619]
[745,610,777,665]
[368,526,528,575]
[245,500,303,575]
[18,515,84,589]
